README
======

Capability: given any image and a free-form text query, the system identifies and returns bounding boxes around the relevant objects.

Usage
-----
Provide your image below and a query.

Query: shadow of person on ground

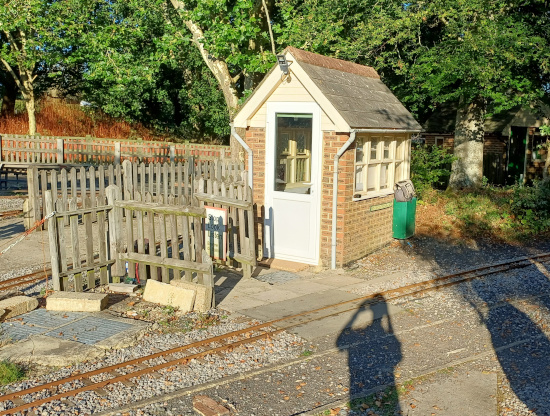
[337,294,402,413]
[464,262,550,415]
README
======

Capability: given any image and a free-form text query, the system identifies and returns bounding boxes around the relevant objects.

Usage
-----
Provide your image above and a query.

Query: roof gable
[234,48,421,131]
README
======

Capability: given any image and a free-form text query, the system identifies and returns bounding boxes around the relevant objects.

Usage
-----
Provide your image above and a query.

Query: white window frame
[353,134,411,200]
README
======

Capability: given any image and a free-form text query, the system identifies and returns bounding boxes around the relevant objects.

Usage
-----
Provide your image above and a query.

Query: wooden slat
[157,195,169,283]
[146,192,158,280]
[45,191,60,291]
[97,207,109,285]
[134,191,146,282]
[83,197,95,288]
[114,201,205,217]
[69,198,83,292]
[120,252,211,274]
[193,192,252,210]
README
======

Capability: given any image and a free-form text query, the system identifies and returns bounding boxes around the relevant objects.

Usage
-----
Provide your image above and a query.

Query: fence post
[115,142,121,165]
[56,138,64,163]
[122,160,133,201]
[27,166,40,226]
[107,185,124,282]
[45,191,62,291]
[170,145,175,163]
[0,134,3,162]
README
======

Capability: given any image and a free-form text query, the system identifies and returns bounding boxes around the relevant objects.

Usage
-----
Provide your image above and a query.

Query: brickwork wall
[233,128,395,267]
[320,132,394,267]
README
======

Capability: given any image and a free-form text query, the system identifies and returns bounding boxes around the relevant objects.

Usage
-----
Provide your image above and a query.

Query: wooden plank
[237,186,250,278]
[140,163,145,196]
[80,166,87,201]
[134,191,146,282]
[120,252,211,274]
[155,163,161,196]
[58,260,115,279]
[180,208,192,282]
[97,207,108,285]
[45,191,61,291]
[83,197,95,289]
[115,164,122,190]
[70,167,77,199]
[193,197,203,283]
[61,168,68,226]
[107,185,124,281]
[148,163,153,195]
[170,162,176,196]
[51,170,58,211]
[125,188,135,281]
[158,195,168,283]
[193,193,252,210]
[145,192,159,280]
[114,201,205,217]
[229,183,238,267]
[89,166,96,209]
[176,162,183,197]
[246,185,257,268]
[107,164,114,186]
[40,170,48,225]
[55,199,68,289]
[54,205,113,218]
[69,198,83,292]
[163,163,169,199]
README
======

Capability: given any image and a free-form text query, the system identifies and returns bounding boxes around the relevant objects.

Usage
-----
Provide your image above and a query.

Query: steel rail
[0,252,549,414]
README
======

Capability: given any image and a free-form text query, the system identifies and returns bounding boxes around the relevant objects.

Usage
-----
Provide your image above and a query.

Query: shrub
[510,178,550,233]
[410,144,456,198]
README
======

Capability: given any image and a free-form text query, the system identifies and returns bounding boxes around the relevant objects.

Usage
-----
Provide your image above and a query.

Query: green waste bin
[392,197,417,239]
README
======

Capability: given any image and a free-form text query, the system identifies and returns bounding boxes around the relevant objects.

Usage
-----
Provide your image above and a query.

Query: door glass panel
[275,113,313,194]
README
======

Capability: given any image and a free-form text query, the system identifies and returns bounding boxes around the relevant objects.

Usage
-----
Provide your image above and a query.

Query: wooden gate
[46,185,213,300]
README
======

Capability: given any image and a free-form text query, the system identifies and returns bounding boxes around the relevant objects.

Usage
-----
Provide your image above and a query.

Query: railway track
[0,252,549,415]
[0,270,48,292]
[0,210,23,220]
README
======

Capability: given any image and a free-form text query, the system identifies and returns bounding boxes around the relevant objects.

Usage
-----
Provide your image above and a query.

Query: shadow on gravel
[0,221,25,240]
[337,294,402,413]
[467,272,550,415]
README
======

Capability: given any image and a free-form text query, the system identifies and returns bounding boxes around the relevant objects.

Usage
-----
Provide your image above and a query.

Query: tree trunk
[0,75,17,116]
[24,92,36,135]
[169,1,240,115]
[448,96,486,189]
[544,140,550,179]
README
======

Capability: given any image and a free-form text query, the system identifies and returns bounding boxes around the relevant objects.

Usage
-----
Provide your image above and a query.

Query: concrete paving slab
[143,279,196,312]
[0,295,38,319]
[312,274,368,287]
[44,316,133,345]
[248,288,302,304]
[47,292,109,312]
[258,258,309,272]
[109,283,139,294]
[217,294,267,312]
[288,302,404,340]
[238,290,358,321]
[400,370,497,416]
[0,335,105,366]
[273,280,333,295]
[171,280,213,312]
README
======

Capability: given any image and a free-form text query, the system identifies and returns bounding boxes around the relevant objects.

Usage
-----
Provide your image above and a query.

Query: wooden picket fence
[44,168,256,292]
[27,159,245,226]
[45,186,214,302]
[0,134,230,165]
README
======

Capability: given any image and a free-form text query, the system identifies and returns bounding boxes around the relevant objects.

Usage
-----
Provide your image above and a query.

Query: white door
[264,102,321,264]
